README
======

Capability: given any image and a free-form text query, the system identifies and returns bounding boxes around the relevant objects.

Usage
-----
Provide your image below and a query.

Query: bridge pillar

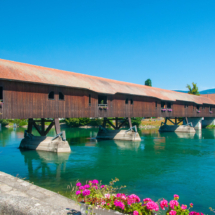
[97,117,141,141]
[159,117,196,133]
[202,117,215,128]
[184,117,203,130]
[20,118,71,153]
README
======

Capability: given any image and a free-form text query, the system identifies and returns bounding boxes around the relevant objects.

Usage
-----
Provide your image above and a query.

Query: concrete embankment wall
[0,171,80,215]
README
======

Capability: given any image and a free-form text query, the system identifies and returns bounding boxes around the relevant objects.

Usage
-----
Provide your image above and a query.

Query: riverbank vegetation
[70,178,205,215]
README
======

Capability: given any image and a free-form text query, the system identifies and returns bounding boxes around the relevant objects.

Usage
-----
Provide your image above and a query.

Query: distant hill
[173,88,215,95]
[199,88,215,94]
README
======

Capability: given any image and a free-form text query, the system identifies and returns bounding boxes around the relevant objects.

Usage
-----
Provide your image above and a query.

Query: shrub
[65,118,80,127]
[79,118,90,126]
[13,119,28,127]
[0,119,9,126]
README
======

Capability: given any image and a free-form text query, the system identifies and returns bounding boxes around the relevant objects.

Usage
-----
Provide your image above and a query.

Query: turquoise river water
[0,126,215,213]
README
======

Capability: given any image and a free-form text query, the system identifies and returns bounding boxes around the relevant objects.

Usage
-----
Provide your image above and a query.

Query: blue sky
[0,0,215,91]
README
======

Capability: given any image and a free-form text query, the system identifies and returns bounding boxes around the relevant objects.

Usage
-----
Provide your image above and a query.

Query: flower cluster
[74,180,205,215]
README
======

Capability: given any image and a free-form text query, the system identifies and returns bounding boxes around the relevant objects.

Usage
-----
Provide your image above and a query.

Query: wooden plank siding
[0,80,215,119]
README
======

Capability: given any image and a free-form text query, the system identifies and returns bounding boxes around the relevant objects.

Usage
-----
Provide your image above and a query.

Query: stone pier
[184,117,203,130]
[202,117,215,128]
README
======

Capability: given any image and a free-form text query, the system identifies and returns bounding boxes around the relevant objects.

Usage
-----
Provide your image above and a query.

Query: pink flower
[84,184,90,189]
[116,193,122,198]
[101,185,106,188]
[76,190,81,195]
[79,186,84,190]
[169,210,177,215]
[76,182,81,186]
[143,198,152,202]
[121,194,127,200]
[174,194,179,200]
[82,189,90,196]
[181,204,187,210]
[146,201,159,211]
[170,200,179,209]
[190,203,193,207]
[92,185,98,189]
[114,200,125,210]
[92,179,99,184]
[105,194,110,198]
[160,199,168,210]
[89,180,93,184]
[133,211,139,215]
[129,194,140,202]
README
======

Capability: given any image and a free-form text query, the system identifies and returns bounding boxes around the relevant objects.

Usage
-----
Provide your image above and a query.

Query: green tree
[186,82,200,96]
[65,118,80,127]
[79,118,90,126]
[145,79,152,87]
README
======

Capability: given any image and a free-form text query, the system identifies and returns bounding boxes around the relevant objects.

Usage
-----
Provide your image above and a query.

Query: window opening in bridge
[196,105,200,111]
[98,95,107,105]
[167,102,171,109]
[209,106,212,111]
[184,104,188,108]
[48,91,54,100]
[89,94,91,106]
[0,87,3,101]
[155,101,157,108]
[130,99,133,105]
[125,98,128,104]
[59,92,64,100]
[161,102,165,108]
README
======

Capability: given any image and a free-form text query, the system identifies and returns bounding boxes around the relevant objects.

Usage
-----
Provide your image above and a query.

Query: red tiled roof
[0,58,214,105]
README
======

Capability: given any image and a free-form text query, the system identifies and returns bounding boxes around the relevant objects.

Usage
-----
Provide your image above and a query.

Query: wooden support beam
[106,119,117,130]
[115,117,118,129]
[27,118,33,134]
[167,118,175,125]
[118,119,127,129]
[128,117,132,128]
[41,118,45,136]
[103,118,107,128]
[33,121,43,136]
[54,118,61,135]
[44,121,55,136]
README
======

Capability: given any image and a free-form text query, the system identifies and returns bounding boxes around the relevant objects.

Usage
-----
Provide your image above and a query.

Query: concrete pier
[19,135,71,153]
[184,117,203,130]
[159,124,196,133]
[97,129,141,141]
[202,117,215,128]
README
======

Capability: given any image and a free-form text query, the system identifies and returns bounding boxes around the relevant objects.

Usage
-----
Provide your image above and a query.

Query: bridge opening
[130,99,133,105]
[167,102,171,109]
[0,87,3,101]
[161,101,165,108]
[125,98,128,104]
[209,106,212,111]
[196,105,200,111]
[89,94,91,106]
[59,92,64,100]
[48,91,55,100]
[98,95,107,105]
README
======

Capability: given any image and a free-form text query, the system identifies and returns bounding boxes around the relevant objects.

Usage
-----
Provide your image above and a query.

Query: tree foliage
[186,82,200,96]
[65,118,90,127]
[145,79,152,87]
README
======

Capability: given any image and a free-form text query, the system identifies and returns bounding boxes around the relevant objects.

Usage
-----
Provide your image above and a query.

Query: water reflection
[114,140,141,150]
[20,150,70,181]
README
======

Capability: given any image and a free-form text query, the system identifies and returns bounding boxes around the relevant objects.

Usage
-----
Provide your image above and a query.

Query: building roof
[0,58,214,105]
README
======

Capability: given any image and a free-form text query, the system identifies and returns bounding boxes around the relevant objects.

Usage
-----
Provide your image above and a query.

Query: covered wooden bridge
[0,59,215,150]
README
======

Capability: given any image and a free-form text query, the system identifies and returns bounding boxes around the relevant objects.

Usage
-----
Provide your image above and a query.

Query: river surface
[0,126,215,213]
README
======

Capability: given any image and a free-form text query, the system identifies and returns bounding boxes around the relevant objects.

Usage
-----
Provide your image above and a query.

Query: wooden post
[54,118,61,135]
[103,118,107,128]
[128,117,132,128]
[164,118,167,125]
[27,118,33,134]
[116,117,118,129]
[41,118,45,136]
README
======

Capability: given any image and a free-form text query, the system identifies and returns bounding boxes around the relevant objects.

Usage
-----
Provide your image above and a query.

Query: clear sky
[0,0,215,91]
